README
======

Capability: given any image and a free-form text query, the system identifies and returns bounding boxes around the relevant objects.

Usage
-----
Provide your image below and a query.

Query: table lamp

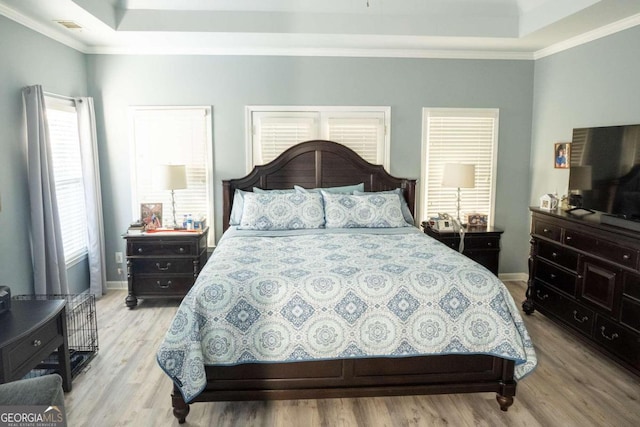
[157,164,187,228]
[442,163,476,223]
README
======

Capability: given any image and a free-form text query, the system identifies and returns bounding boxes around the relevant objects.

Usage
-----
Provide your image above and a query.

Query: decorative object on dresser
[123,227,208,308]
[421,221,503,275]
[0,299,72,392]
[155,164,187,229]
[523,207,640,374]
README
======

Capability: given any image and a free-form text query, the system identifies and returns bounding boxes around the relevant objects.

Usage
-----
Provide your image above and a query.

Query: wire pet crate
[15,293,98,379]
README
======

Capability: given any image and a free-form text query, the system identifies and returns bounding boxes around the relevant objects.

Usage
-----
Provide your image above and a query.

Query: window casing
[246,106,390,171]
[420,108,499,225]
[129,107,213,244]
[46,97,88,265]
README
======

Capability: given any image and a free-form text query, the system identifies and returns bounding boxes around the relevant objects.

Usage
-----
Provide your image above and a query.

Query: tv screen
[569,124,640,221]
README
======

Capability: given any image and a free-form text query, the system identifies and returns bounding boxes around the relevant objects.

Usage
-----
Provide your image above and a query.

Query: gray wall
[530,25,640,206]
[0,16,89,295]
[86,55,534,280]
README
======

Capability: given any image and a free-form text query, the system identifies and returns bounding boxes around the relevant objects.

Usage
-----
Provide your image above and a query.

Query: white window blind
[46,99,88,264]
[247,107,389,170]
[130,107,213,240]
[421,108,499,225]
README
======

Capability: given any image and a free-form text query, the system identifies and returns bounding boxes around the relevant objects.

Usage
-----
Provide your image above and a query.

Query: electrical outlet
[115,252,123,264]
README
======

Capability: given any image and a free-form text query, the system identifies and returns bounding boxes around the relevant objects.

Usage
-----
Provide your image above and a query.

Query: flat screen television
[569,124,640,230]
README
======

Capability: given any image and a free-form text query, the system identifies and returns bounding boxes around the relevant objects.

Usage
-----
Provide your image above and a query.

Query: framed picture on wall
[141,203,162,229]
[554,142,570,169]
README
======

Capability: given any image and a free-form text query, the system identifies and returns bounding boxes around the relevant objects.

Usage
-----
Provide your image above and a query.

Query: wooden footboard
[171,354,516,423]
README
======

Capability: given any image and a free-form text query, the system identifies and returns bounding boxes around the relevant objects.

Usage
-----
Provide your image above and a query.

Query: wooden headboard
[222,140,417,231]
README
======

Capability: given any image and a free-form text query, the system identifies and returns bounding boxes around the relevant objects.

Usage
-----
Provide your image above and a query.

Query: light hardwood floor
[65,282,640,427]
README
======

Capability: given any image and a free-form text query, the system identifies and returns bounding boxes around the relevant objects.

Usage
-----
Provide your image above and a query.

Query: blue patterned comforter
[157,228,537,402]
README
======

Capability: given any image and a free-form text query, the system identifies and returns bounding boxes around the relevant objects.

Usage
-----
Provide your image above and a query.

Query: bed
[157,140,536,424]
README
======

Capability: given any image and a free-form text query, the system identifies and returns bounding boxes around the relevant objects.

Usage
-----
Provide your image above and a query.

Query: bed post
[171,384,190,424]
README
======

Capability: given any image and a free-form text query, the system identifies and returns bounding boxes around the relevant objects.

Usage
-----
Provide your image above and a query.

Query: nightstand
[0,299,72,392]
[421,222,503,275]
[123,228,209,308]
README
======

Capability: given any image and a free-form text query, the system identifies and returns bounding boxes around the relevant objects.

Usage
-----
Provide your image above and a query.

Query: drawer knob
[487,242,493,247]
[551,252,558,258]
[572,310,588,323]
[600,326,619,341]
[156,262,172,271]
[536,290,549,300]
[549,273,556,279]
[32,339,42,347]
[179,247,185,253]
[566,236,572,241]
[543,228,550,233]
[138,248,143,253]
[622,254,630,261]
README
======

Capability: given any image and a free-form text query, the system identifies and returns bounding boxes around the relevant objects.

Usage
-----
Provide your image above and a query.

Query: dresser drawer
[129,241,194,256]
[593,315,640,369]
[6,319,60,376]
[537,240,578,271]
[533,219,561,242]
[623,272,640,301]
[131,258,194,274]
[621,297,640,334]
[564,230,638,269]
[133,276,194,296]
[534,260,576,296]
[534,283,594,335]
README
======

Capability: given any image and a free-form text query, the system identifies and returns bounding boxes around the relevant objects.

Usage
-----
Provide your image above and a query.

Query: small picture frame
[140,203,162,229]
[554,142,570,169]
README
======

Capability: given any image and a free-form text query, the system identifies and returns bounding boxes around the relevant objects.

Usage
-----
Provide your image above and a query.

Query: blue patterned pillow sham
[354,189,414,225]
[294,183,364,194]
[238,192,325,230]
[321,191,410,228]
[229,188,296,225]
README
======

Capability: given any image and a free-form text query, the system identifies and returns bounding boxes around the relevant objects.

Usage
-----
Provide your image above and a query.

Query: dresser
[0,299,72,391]
[524,208,640,374]
[421,222,503,275]
[123,228,209,308]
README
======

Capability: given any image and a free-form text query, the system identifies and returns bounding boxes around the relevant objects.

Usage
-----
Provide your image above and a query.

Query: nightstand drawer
[129,241,194,256]
[6,320,60,376]
[463,236,500,250]
[133,276,194,295]
[131,258,194,274]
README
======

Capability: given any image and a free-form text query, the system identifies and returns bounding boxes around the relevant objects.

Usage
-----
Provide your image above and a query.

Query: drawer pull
[487,242,493,247]
[600,326,619,341]
[179,247,186,254]
[551,252,558,258]
[572,310,588,323]
[543,228,550,233]
[157,280,172,289]
[566,236,572,241]
[32,339,42,347]
[138,248,143,253]
[156,262,172,271]
[622,254,630,261]
[549,273,556,279]
[536,290,549,300]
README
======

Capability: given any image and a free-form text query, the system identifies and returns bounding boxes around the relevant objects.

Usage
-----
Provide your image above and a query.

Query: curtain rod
[43,91,78,101]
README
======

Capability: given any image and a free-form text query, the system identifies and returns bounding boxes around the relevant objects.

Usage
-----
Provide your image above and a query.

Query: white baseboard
[498,272,528,283]
[107,281,127,290]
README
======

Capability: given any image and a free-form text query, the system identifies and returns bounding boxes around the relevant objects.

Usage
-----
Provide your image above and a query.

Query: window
[420,108,499,225]
[129,107,213,243]
[246,106,390,171]
[46,97,88,265]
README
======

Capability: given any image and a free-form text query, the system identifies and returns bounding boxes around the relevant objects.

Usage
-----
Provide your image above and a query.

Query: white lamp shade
[155,164,187,191]
[442,163,476,188]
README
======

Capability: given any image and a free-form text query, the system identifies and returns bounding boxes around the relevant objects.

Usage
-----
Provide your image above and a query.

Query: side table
[421,222,504,275]
[0,299,72,392]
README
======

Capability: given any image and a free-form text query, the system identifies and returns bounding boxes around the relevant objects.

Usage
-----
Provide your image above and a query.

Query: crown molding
[534,12,640,59]
[0,4,88,53]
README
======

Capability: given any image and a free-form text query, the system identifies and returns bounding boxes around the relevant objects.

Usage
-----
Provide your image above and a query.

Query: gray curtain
[22,85,69,295]
[76,97,107,297]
